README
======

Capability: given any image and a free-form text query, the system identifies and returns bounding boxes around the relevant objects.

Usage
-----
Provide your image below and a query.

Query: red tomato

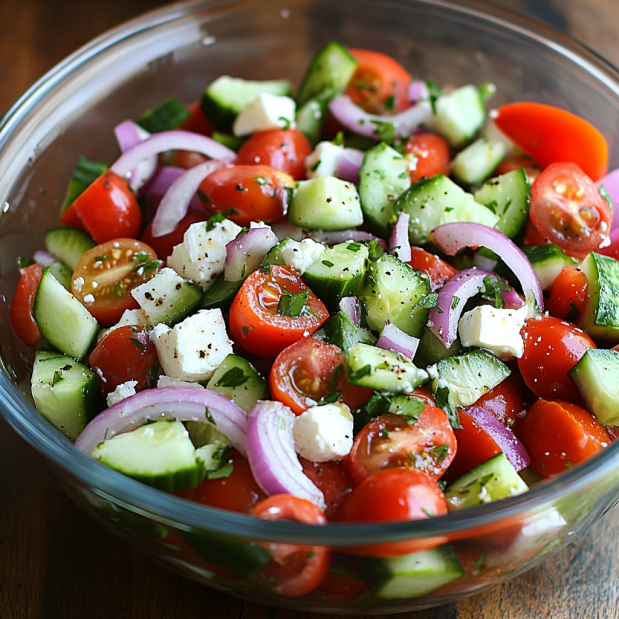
[472,378,526,430]
[519,316,595,406]
[522,217,548,247]
[168,150,208,169]
[300,458,357,522]
[89,325,159,397]
[140,210,207,261]
[411,385,436,406]
[229,266,329,358]
[310,571,369,603]
[346,49,411,114]
[180,101,214,136]
[338,467,448,556]
[405,132,450,183]
[10,263,44,346]
[496,155,542,184]
[269,338,372,415]
[199,165,294,226]
[530,163,612,258]
[236,129,312,180]
[521,399,610,477]
[252,494,331,597]
[407,246,458,291]
[346,408,457,483]
[493,102,608,181]
[61,171,141,244]
[71,239,158,326]
[547,264,588,321]
[176,450,266,513]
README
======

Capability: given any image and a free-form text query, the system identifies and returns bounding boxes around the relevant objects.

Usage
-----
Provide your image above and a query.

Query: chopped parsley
[215,367,249,388]
[129,337,145,351]
[207,461,234,479]
[318,390,342,405]
[277,288,311,318]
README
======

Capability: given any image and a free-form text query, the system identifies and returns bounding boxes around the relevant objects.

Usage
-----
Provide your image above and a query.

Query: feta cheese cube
[233,93,296,136]
[151,309,233,381]
[157,375,204,389]
[106,380,138,407]
[168,219,242,291]
[96,308,150,343]
[280,238,325,274]
[458,304,528,360]
[293,403,354,462]
[305,141,345,178]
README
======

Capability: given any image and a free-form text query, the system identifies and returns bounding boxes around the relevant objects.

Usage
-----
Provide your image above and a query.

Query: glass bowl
[1,0,619,614]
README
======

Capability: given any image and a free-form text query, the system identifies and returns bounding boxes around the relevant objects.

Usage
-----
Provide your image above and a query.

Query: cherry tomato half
[89,325,159,397]
[72,239,158,326]
[10,263,44,346]
[547,264,588,321]
[229,266,329,358]
[269,338,372,415]
[252,494,331,597]
[521,399,610,477]
[530,162,612,258]
[405,132,451,183]
[346,408,457,483]
[407,247,458,291]
[199,165,294,226]
[519,316,595,406]
[236,129,312,180]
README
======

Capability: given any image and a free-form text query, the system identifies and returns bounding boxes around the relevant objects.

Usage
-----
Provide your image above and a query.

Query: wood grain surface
[1,1,619,618]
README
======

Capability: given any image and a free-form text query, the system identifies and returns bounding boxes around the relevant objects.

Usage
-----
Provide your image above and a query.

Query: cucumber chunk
[569,348,619,426]
[288,176,363,230]
[445,453,529,510]
[33,268,99,360]
[296,89,335,144]
[434,85,486,147]
[62,156,107,213]
[48,261,73,290]
[414,327,463,368]
[199,274,243,312]
[520,244,575,291]
[92,420,206,493]
[44,227,96,271]
[451,138,505,185]
[31,349,102,440]
[320,311,377,356]
[138,97,190,133]
[358,143,411,237]
[395,174,498,245]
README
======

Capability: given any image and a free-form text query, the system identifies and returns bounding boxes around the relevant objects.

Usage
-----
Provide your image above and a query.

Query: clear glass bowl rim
[1,0,619,546]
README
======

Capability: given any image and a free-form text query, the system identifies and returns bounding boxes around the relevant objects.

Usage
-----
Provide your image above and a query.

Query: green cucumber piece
[199,274,243,312]
[434,85,486,147]
[520,244,576,291]
[358,142,411,237]
[451,138,505,185]
[92,420,206,493]
[320,312,377,356]
[62,156,107,212]
[288,176,363,230]
[445,453,529,510]
[33,267,99,360]
[44,227,96,271]
[296,89,335,144]
[31,349,103,440]
[48,261,73,290]
[138,97,190,133]
[414,327,463,368]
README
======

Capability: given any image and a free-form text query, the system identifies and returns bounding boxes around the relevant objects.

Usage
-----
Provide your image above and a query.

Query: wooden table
[2,1,619,617]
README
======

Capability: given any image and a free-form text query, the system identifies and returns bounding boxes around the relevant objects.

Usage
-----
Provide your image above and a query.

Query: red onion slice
[464,407,530,471]
[408,80,429,103]
[145,166,203,212]
[329,95,433,140]
[336,148,365,184]
[34,250,58,267]
[272,220,305,242]
[247,400,326,510]
[431,222,544,314]
[151,160,223,238]
[596,168,619,230]
[428,268,494,348]
[339,296,361,327]
[110,130,236,179]
[75,387,248,456]
[389,212,411,262]
[377,321,420,359]
[224,226,279,282]
[500,289,525,309]
[114,120,157,192]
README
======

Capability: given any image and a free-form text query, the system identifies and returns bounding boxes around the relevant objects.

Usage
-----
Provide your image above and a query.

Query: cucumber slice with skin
[138,97,190,133]
[288,176,363,230]
[520,244,576,291]
[31,349,103,440]
[414,327,463,368]
[48,261,72,290]
[198,274,243,312]
[451,138,505,185]
[44,227,96,271]
[92,420,206,493]
[434,84,486,147]
[33,268,99,360]
[445,452,529,511]
[296,89,335,145]
[358,142,411,237]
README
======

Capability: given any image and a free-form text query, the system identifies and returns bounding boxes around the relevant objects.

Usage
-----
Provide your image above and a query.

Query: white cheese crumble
[305,141,345,178]
[106,380,138,407]
[233,93,296,136]
[280,238,325,274]
[156,375,204,389]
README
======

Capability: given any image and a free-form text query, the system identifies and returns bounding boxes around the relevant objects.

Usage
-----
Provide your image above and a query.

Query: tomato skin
[180,101,214,136]
[493,102,608,181]
[522,217,548,247]
[176,450,266,513]
[472,378,526,430]
[89,325,159,397]
[269,338,372,415]
[71,239,158,326]
[236,129,312,180]
[518,316,595,406]
[521,399,610,477]
[496,155,542,184]
[140,210,207,261]
[199,165,294,226]
[530,162,612,258]
[310,571,369,603]
[346,49,411,114]
[252,495,331,597]
[407,247,458,291]
[10,263,44,346]
[229,266,329,358]
[300,458,357,522]
[405,132,451,183]
[62,171,141,244]
[547,264,588,321]
[338,467,448,556]
[346,408,457,483]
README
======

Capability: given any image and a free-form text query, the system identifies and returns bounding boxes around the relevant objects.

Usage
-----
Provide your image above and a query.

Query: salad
[10,41,619,600]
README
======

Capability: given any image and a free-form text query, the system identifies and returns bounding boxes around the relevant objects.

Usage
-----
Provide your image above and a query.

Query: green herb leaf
[471,553,485,570]
[94,254,109,262]
[327,364,344,391]
[17,256,34,269]
[215,367,249,388]
[205,211,226,231]
[425,79,442,115]
[277,288,310,318]
[133,252,150,262]
[278,116,292,131]
[204,406,215,426]
[346,242,362,252]
[322,260,334,268]
[52,370,65,385]
[434,385,461,429]
[147,365,160,389]
[129,336,146,351]
[599,184,613,212]
[371,120,396,144]
[383,94,396,113]
[332,131,345,146]
[347,363,372,384]
[207,462,234,479]
[433,443,450,463]
[388,394,425,424]
[114,280,126,298]
[253,176,270,186]
[318,390,342,405]
[310,159,321,172]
